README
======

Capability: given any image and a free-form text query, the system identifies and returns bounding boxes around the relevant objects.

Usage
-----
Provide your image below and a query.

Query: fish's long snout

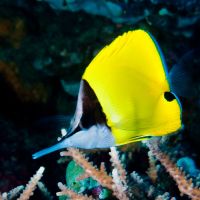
[32,141,67,159]
[32,125,115,159]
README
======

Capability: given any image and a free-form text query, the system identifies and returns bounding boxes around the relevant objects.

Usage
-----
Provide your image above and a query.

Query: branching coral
[60,148,113,190]
[109,147,129,200]
[110,147,127,187]
[146,150,158,183]
[58,147,129,200]
[57,182,93,200]
[17,166,45,200]
[37,181,53,200]
[1,139,199,200]
[1,166,45,200]
[1,186,24,200]
[146,139,200,200]
[2,139,200,200]
[56,139,200,200]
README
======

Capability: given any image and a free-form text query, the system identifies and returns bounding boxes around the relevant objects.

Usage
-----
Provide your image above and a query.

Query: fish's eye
[164,92,176,102]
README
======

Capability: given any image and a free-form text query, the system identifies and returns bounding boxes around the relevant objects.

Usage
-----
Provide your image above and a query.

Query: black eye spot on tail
[164,92,176,102]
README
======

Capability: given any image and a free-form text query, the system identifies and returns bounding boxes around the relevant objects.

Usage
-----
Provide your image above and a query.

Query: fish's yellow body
[32,30,182,159]
[83,30,182,145]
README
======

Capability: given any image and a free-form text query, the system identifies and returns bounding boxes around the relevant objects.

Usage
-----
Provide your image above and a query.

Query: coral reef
[56,142,200,200]
[1,137,200,199]
[1,167,45,200]
[147,139,200,200]
[0,0,200,199]
[17,166,45,200]
[0,61,48,103]
[0,17,26,48]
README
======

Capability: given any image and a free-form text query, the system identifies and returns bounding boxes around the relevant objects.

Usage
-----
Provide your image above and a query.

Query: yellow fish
[33,30,182,159]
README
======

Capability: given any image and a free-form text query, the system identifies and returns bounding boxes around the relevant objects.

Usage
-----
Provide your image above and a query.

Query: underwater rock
[150,0,200,11]
[39,0,150,24]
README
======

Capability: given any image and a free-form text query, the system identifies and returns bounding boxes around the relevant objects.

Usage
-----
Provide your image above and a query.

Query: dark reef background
[0,0,200,199]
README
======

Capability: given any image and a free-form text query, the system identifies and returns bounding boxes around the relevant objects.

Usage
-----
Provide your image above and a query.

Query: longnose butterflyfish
[33,30,182,159]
